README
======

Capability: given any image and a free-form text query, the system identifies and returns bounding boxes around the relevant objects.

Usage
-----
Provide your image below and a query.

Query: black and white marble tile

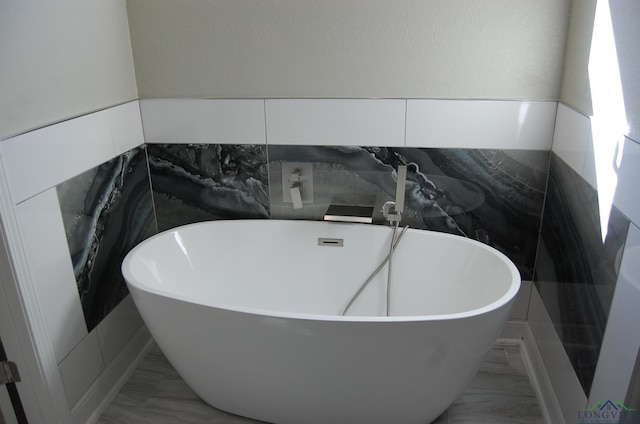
[57,146,157,331]
[268,145,548,280]
[147,144,270,231]
[534,153,630,396]
[147,143,546,279]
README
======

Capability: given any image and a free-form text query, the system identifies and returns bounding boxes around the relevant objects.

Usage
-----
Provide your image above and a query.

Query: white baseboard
[495,320,564,424]
[498,319,526,340]
[70,325,154,424]
[520,323,566,424]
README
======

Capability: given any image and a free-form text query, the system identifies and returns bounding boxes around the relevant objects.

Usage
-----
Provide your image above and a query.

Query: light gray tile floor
[98,342,544,424]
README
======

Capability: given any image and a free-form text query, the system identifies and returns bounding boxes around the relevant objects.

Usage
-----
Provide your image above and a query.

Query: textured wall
[560,0,640,142]
[559,0,596,116]
[0,0,138,139]
[126,0,570,100]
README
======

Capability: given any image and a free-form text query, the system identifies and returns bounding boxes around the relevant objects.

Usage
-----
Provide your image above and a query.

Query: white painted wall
[559,0,596,116]
[0,0,138,139]
[126,0,570,100]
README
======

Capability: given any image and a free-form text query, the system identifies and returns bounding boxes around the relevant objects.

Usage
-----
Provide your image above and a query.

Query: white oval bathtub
[122,220,520,424]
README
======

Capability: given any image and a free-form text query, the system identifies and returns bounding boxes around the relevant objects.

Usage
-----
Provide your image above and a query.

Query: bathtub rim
[122,219,521,323]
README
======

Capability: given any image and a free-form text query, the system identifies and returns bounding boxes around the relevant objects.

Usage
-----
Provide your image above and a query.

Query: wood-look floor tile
[98,342,544,424]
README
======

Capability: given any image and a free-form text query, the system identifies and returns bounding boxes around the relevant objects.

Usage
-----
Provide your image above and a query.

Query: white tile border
[57,330,105,408]
[110,101,145,155]
[551,103,592,174]
[520,323,566,424]
[582,130,597,189]
[613,137,640,226]
[509,280,533,321]
[140,99,266,144]
[96,295,145,366]
[14,189,87,364]
[589,224,640,405]
[1,101,143,204]
[137,98,560,149]
[265,98,406,146]
[71,326,153,424]
[406,99,557,150]
[527,287,588,424]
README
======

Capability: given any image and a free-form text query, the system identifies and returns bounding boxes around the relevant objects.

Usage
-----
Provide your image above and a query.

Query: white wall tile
[528,287,587,423]
[14,189,87,364]
[613,137,640,226]
[58,331,104,408]
[1,102,143,204]
[140,99,266,144]
[582,131,597,190]
[2,114,114,204]
[96,295,144,366]
[70,326,152,424]
[265,99,406,146]
[590,224,640,407]
[508,280,532,321]
[406,100,557,150]
[109,101,145,155]
[552,104,592,175]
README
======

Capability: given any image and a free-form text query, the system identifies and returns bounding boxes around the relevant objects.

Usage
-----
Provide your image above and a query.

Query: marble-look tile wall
[0,101,155,420]
[271,146,549,280]
[0,98,556,422]
[534,153,629,395]
[530,102,640,422]
[56,146,157,331]
[147,144,269,231]
[147,143,548,281]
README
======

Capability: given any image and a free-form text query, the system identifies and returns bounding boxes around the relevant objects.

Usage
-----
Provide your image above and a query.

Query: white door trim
[0,150,72,424]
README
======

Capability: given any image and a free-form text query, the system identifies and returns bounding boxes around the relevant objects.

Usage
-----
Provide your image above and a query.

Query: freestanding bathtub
[122,220,520,424]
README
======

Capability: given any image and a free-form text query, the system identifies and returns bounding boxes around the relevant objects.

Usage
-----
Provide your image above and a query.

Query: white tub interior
[123,220,520,320]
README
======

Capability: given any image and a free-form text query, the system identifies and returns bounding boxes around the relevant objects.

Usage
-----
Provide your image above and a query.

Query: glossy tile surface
[58,331,104,408]
[406,99,556,150]
[551,103,592,174]
[534,153,630,395]
[144,143,546,279]
[614,137,640,225]
[14,189,88,362]
[269,146,548,280]
[147,144,270,231]
[97,342,544,424]
[2,101,142,203]
[265,99,406,146]
[589,224,640,406]
[57,146,157,331]
[141,99,266,144]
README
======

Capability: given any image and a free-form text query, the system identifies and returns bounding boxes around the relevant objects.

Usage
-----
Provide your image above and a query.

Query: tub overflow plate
[317,238,344,247]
